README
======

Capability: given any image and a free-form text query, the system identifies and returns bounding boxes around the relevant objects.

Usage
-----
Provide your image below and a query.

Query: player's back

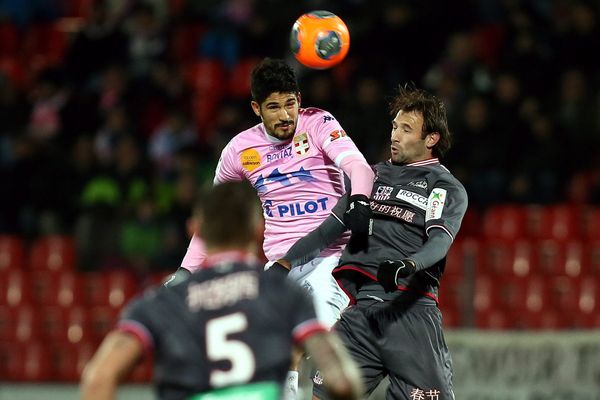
[120,262,322,400]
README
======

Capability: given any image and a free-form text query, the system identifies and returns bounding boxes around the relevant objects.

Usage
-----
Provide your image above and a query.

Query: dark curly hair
[250,58,299,104]
[390,84,452,158]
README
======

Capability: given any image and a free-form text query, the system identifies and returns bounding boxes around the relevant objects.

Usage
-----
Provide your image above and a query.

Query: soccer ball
[290,10,350,69]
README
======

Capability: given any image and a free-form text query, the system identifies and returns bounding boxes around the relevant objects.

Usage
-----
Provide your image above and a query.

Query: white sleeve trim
[334,150,362,167]
[426,224,454,241]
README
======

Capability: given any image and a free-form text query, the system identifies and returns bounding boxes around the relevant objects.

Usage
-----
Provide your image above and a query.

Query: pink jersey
[181,107,367,269]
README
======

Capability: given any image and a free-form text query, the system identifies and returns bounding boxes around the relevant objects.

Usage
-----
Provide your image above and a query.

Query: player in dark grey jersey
[275,85,467,399]
[80,182,363,400]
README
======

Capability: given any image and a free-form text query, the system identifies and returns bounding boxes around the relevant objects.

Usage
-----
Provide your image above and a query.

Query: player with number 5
[80,183,363,400]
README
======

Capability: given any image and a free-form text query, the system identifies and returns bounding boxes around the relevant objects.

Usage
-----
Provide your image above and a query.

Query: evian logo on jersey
[396,189,428,210]
[426,188,447,220]
[293,132,310,156]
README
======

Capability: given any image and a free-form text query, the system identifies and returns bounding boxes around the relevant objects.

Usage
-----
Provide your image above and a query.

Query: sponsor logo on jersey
[407,180,428,189]
[240,148,261,172]
[329,129,346,141]
[396,189,428,210]
[371,201,416,223]
[293,132,310,156]
[265,145,293,163]
[263,197,329,218]
[322,115,335,123]
[373,185,393,201]
[426,188,447,220]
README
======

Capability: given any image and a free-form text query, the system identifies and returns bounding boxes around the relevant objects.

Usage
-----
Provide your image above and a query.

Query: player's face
[252,92,300,140]
[390,110,437,164]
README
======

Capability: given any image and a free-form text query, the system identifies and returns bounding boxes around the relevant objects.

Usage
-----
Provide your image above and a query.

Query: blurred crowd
[0,0,599,273]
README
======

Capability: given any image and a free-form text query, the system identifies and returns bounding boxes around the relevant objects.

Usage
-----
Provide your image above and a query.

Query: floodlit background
[0,1,599,399]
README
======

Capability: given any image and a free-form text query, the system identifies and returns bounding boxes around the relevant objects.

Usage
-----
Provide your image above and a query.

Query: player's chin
[274,127,295,139]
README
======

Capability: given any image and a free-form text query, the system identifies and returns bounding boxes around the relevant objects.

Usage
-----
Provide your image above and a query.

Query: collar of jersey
[201,250,259,269]
[391,158,439,167]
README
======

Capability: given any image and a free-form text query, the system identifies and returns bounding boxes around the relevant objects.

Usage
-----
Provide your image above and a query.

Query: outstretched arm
[80,331,143,400]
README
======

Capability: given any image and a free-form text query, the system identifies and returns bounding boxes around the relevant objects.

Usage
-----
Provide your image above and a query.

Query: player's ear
[426,132,440,149]
[251,100,261,117]
[296,92,301,107]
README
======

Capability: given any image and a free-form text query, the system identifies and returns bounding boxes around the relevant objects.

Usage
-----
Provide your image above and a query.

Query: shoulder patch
[426,188,447,220]
[240,148,261,172]
[329,129,347,141]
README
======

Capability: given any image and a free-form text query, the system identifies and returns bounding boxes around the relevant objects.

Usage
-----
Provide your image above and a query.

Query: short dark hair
[250,58,299,104]
[390,84,452,158]
[195,182,262,248]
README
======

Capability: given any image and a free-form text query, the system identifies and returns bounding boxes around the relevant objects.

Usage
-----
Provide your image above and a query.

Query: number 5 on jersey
[206,313,256,387]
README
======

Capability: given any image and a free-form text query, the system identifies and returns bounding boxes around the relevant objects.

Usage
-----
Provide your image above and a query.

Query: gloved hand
[343,194,373,235]
[264,260,290,277]
[344,194,373,253]
[377,259,417,292]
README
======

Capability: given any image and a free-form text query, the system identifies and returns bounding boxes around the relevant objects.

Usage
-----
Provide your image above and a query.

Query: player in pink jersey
[166,58,374,399]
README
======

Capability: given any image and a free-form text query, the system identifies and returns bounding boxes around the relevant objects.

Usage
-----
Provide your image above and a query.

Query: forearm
[282,214,346,268]
[339,155,374,197]
[408,229,453,271]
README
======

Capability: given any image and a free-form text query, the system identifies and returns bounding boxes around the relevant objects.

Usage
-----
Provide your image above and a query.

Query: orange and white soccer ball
[290,10,350,69]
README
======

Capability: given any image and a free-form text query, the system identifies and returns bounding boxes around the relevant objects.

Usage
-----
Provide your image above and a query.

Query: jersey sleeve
[214,140,245,184]
[286,282,328,344]
[310,110,364,167]
[425,177,468,240]
[116,294,157,353]
[331,192,350,223]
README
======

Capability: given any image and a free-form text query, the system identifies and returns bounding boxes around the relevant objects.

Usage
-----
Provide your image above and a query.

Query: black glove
[343,194,373,235]
[377,259,417,292]
[264,261,290,277]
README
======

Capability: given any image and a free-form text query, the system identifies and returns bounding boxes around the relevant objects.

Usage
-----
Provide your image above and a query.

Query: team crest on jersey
[407,180,428,189]
[329,129,346,141]
[240,148,261,171]
[293,132,310,156]
[373,185,393,200]
[426,188,447,220]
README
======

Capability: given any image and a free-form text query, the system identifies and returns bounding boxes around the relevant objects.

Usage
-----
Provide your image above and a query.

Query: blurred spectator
[64,0,129,85]
[148,108,197,178]
[94,106,132,167]
[125,2,168,79]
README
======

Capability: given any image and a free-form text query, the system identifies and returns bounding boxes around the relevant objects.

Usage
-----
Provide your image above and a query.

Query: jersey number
[206,312,256,387]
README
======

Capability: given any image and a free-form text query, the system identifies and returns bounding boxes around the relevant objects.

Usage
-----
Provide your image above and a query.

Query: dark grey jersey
[117,260,324,400]
[333,159,468,301]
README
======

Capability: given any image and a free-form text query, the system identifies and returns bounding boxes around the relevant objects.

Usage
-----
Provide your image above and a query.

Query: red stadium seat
[228,57,260,98]
[40,305,95,345]
[482,239,535,277]
[456,207,482,237]
[445,238,481,278]
[0,270,32,307]
[526,204,581,240]
[170,23,206,62]
[51,340,96,382]
[0,22,19,56]
[586,240,600,276]
[0,235,25,272]
[31,271,84,308]
[89,306,120,341]
[29,235,76,272]
[582,207,600,240]
[534,239,566,276]
[0,305,42,342]
[482,205,526,240]
[0,341,52,381]
[475,309,512,329]
[84,270,139,308]
[184,59,226,95]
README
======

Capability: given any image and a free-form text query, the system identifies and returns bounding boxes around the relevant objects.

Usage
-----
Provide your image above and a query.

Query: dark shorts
[313,300,454,400]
